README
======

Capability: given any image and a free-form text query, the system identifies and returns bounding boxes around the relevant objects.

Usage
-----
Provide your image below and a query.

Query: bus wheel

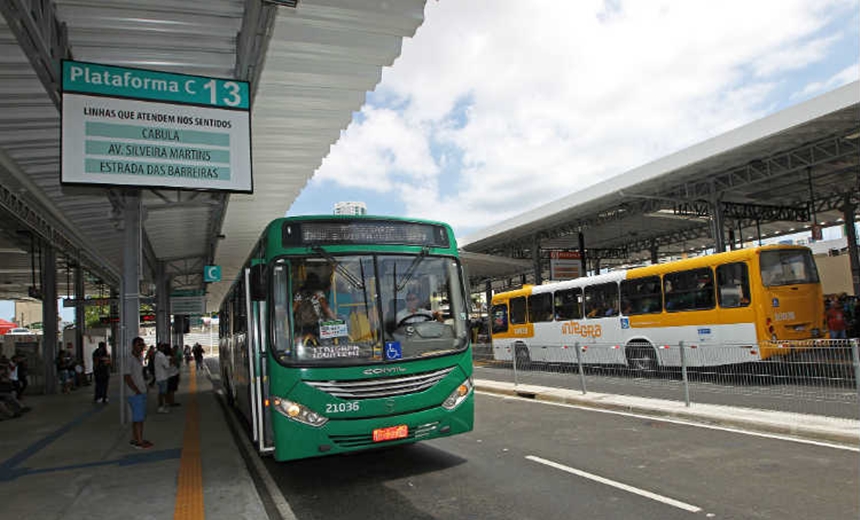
[626,343,658,374]
[514,345,532,370]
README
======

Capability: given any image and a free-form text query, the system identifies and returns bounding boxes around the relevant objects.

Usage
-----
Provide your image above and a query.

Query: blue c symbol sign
[204,265,221,283]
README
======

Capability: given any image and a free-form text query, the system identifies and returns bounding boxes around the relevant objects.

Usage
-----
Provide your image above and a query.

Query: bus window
[491,304,508,333]
[528,293,553,322]
[664,268,715,312]
[620,276,661,315]
[272,261,291,355]
[554,288,582,320]
[717,262,751,308]
[510,297,527,324]
[584,283,620,318]
[760,249,820,286]
[234,278,247,334]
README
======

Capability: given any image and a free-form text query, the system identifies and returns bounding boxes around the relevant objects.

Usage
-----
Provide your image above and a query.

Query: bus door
[244,268,274,453]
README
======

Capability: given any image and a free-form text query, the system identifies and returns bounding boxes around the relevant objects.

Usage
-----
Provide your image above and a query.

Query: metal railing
[472,338,860,421]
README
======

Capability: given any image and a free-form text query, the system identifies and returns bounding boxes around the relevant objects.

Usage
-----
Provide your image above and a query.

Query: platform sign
[171,296,206,316]
[61,60,252,193]
[549,250,582,281]
[204,265,222,283]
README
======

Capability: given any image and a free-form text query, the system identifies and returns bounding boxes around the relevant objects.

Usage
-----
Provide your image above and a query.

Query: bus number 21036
[326,402,360,413]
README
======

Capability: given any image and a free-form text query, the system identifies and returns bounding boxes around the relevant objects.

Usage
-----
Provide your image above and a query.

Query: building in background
[14,300,41,328]
[333,201,367,216]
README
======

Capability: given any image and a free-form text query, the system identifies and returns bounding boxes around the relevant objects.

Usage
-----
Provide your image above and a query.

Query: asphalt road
[264,392,859,520]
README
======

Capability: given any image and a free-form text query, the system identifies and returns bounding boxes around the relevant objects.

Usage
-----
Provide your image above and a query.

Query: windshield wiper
[395,246,430,292]
[311,246,365,289]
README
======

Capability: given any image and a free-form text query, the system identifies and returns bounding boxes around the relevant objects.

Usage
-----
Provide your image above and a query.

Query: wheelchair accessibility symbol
[385,341,402,360]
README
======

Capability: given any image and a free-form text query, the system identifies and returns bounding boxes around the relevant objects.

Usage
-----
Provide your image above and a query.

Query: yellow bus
[490,245,824,370]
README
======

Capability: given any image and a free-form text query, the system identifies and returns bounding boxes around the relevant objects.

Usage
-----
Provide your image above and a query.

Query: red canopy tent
[0,318,16,335]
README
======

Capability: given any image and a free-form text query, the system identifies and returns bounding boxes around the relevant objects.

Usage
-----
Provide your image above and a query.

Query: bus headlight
[442,378,473,410]
[272,397,328,427]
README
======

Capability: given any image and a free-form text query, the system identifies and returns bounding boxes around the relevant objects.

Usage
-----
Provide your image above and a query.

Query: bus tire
[514,344,532,370]
[626,342,658,373]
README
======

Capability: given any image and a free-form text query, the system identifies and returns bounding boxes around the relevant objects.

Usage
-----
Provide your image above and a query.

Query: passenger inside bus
[293,272,336,344]
[621,300,633,315]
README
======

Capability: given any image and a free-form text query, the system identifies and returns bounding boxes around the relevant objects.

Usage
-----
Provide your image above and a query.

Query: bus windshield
[271,254,469,366]
[760,249,820,287]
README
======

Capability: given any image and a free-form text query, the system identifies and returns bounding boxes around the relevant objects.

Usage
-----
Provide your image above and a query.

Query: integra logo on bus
[363,366,407,376]
[561,321,602,339]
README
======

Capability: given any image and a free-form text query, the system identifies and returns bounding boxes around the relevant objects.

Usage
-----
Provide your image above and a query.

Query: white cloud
[793,64,860,100]
[314,106,438,191]
[311,0,860,236]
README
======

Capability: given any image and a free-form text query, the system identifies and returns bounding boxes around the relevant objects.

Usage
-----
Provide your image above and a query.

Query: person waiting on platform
[396,291,441,326]
[92,342,111,404]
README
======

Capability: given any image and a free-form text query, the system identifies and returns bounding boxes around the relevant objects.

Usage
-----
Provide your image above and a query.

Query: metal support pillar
[74,263,84,366]
[42,244,57,394]
[737,221,744,249]
[156,261,170,346]
[578,232,587,275]
[110,288,119,373]
[120,190,142,424]
[711,197,726,253]
[173,315,185,352]
[842,197,860,296]
[532,235,542,286]
[484,280,493,344]
[756,218,762,246]
[650,239,659,265]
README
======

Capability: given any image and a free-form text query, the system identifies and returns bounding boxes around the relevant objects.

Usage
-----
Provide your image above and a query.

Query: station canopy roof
[460,82,860,278]
[0,0,427,308]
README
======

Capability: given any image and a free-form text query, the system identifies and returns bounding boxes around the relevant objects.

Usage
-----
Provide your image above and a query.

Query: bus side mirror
[249,264,266,301]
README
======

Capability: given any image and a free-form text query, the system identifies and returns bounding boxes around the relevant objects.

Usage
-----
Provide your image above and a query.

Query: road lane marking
[477,391,859,452]
[526,455,702,513]
[174,372,204,520]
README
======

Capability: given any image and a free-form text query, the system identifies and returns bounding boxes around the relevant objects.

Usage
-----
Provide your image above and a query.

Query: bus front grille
[306,367,456,399]
[329,422,440,448]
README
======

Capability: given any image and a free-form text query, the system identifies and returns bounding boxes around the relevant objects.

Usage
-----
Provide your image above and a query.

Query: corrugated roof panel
[208,0,427,308]
[0,0,427,303]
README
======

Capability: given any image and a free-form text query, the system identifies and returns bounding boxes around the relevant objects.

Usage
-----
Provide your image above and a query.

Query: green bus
[219,216,474,461]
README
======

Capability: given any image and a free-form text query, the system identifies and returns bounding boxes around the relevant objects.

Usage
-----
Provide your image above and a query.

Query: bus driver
[396,291,441,326]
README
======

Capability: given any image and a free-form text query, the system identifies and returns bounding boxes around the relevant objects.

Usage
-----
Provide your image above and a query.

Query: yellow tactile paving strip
[174,373,204,520]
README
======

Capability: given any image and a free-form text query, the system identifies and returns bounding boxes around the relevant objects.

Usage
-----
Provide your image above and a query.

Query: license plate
[372,424,408,443]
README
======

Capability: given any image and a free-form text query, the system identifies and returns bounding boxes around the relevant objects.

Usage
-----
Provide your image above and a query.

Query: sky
[1,2,857,321]
[286,0,860,240]
[0,299,73,325]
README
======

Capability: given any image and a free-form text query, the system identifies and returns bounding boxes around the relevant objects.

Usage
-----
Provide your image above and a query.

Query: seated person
[621,301,633,315]
[0,365,28,418]
[586,304,604,318]
[395,292,441,326]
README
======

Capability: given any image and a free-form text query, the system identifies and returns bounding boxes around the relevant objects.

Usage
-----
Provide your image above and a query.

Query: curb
[476,382,860,447]
[207,369,297,520]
